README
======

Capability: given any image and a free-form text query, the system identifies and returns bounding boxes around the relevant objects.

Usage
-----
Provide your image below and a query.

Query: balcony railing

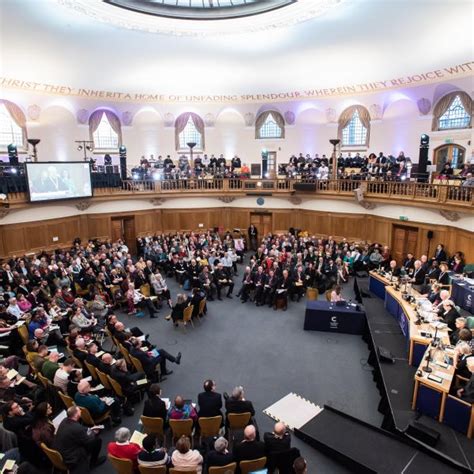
[5,178,473,208]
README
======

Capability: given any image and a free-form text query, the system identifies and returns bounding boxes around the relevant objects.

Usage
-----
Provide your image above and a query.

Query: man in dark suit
[410,260,426,290]
[233,425,265,464]
[197,379,223,419]
[225,385,257,432]
[129,338,181,380]
[264,422,291,455]
[53,405,105,474]
[273,269,292,310]
[457,357,474,403]
[403,253,415,274]
[387,260,401,279]
[214,263,234,300]
[142,383,167,420]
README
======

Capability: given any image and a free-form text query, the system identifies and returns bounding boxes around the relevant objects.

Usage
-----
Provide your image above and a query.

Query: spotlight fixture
[75,140,94,161]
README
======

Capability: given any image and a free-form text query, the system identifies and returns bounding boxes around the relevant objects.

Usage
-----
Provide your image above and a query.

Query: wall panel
[0,208,471,262]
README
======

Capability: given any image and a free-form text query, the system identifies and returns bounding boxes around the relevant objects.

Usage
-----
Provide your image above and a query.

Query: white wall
[2,77,472,167]
[1,197,473,231]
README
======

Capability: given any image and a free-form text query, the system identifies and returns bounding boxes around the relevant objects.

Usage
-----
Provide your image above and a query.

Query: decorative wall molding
[325,108,337,123]
[150,198,165,206]
[288,196,302,205]
[204,113,215,127]
[369,104,382,120]
[0,208,10,219]
[218,196,236,204]
[439,209,460,221]
[27,104,41,121]
[417,98,432,115]
[76,109,89,124]
[284,111,295,125]
[122,111,133,126]
[75,200,91,211]
[244,112,255,127]
[164,113,175,127]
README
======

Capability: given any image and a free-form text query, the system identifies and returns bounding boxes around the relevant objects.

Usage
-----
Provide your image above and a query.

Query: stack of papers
[130,430,146,447]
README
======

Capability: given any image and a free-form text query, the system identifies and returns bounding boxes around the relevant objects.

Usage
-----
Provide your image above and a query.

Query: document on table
[434,371,451,381]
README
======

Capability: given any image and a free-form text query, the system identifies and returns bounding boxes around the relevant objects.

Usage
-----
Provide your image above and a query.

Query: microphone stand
[422,346,433,373]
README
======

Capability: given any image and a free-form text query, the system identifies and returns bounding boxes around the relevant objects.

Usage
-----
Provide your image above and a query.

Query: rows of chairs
[107,455,266,474]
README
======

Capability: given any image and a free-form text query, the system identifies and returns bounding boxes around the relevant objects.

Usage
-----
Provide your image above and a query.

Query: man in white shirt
[54,358,75,392]
[7,297,23,320]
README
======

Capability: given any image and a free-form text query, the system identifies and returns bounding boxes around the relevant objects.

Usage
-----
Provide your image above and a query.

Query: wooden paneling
[0,208,471,263]
[88,216,111,240]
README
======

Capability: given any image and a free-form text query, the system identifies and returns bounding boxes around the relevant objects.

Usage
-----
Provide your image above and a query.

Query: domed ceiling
[0,0,472,97]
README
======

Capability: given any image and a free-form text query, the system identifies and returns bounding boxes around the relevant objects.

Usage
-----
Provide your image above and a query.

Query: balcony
[4,178,473,211]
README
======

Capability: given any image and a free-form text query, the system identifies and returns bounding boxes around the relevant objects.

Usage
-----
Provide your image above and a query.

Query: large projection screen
[26,162,92,202]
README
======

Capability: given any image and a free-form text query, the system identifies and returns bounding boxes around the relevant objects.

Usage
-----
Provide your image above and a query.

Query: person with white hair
[207,436,234,468]
[107,427,142,470]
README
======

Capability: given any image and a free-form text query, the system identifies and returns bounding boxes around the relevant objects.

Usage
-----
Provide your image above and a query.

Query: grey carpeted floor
[95,272,383,473]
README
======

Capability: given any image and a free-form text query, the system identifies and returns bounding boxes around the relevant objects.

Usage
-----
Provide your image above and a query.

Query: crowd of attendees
[130,152,474,186]
[131,154,250,180]
[0,227,471,473]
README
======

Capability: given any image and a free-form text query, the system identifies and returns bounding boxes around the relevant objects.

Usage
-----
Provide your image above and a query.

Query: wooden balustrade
[4,178,473,209]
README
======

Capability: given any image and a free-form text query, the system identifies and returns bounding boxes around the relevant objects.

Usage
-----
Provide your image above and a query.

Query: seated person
[455,342,473,379]
[66,369,82,399]
[129,337,181,381]
[233,425,265,464]
[225,385,256,427]
[53,357,75,393]
[41,351,61,382]
[171,435,203,474]
[143,383,167,420]
[330,285,345,303]
[197,379,223,419]
[110,358,145,413]
[387,260,401,278]
[214,263,234,300]
[74,379,121,424]
[264,421,291,456]
[442,300,460,332]
[457,357,474,403]
[107,427,142,471]
[207,436,234,468]
[165,293,189,326]
[137,434,170,468]
[168,395,198,423]
[273,269,291,310]
[293,456,308,474]
[451,317,467,345]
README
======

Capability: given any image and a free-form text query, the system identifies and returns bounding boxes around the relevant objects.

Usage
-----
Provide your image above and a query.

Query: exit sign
[399,216,409,221]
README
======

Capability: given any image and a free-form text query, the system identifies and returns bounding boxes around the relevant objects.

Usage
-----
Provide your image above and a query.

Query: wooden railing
[5,178,473,209]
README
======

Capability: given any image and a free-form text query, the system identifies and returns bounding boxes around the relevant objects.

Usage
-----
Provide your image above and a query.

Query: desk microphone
[422,347,433,373]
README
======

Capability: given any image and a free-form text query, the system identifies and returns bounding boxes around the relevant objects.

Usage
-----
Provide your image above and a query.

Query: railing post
[223,179,229,192]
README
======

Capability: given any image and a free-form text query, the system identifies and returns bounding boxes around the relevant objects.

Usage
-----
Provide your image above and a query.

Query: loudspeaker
[406,421,440,447]
[119,156,127,181]
[417,134,430,181]
[294,183,316,192]
[427,230,434,239]
[377,346,395,363]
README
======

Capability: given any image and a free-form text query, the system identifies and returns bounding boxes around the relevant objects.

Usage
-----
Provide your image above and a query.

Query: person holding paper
[54,405,106,473]
[75,380,122,425]
[107,427,142,471]
[129,337,181,380]
[142,383,167,421]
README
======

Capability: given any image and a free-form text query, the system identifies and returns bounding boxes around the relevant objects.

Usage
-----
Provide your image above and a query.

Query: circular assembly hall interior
[0,1,473,473]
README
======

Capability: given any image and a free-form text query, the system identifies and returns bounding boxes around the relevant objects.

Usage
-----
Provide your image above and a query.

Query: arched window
[179,116,202,149]
[175,113,205,151]
[432,91,472,131]
[338,105,370,147]
[0,100,27,149]
[255,111,285,139]
[439,96,470,129]
[89,109,122,150]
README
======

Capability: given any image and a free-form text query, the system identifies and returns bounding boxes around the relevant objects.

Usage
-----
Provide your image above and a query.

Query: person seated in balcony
[231,155,241,169]
[438,162,454,179]
[462,172,474,187]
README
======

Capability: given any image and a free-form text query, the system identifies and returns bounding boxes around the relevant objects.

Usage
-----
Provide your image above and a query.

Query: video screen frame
[25,161,93,203]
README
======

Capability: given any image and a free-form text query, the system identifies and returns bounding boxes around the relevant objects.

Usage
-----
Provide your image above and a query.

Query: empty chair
[79,405,111,427]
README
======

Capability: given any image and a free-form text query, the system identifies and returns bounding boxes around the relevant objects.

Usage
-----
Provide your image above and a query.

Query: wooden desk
[412,346,455,422]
